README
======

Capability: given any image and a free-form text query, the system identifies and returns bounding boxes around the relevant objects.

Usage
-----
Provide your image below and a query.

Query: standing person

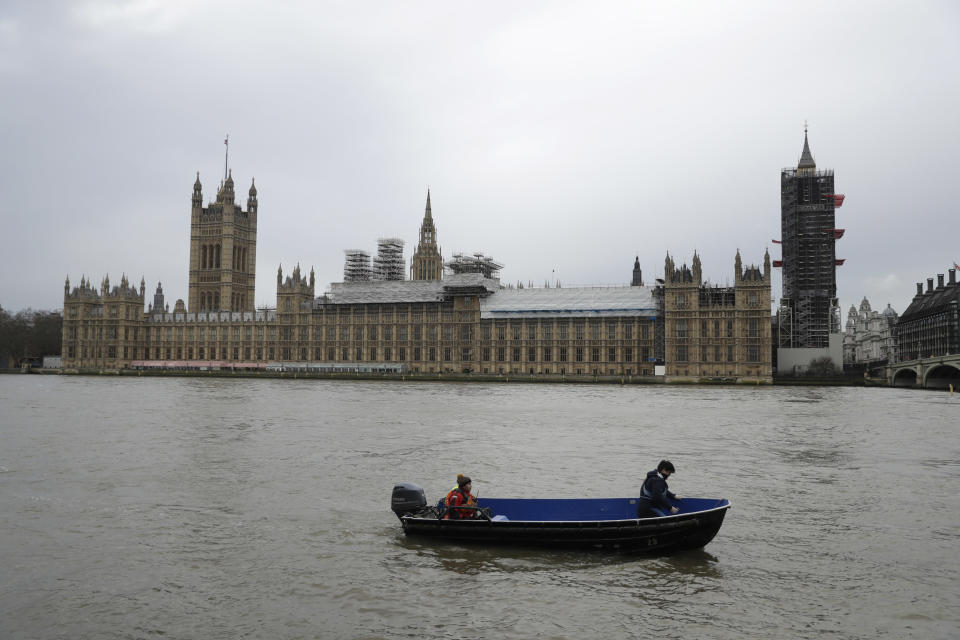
[637,460,680,517]
[444,474,479,519]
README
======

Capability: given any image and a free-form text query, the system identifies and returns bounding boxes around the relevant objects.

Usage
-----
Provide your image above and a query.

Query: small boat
[391,482,731,553]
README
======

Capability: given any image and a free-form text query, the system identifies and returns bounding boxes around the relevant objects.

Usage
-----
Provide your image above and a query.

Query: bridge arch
[892,368,918,387]
[867,363,887,378]
[923,364,960,390]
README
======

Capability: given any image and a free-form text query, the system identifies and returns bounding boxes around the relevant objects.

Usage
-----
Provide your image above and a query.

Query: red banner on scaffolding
[773,260,783,267]
[772,239,782,244]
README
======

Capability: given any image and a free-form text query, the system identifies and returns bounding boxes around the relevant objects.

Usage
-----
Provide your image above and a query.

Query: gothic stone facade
[61,169,766,381]
[63,272,661,376]
[188,171,258,313]
[663,251,773,382]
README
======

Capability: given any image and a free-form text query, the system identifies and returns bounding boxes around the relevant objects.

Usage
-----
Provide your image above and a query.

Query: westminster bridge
[888,354,960,389]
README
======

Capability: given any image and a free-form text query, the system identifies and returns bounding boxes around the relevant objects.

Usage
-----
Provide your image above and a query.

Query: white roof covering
[481,286,657,319]
[321,277,658,317]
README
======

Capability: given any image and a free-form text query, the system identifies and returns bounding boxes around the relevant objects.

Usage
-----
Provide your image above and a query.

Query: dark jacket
[639,469,676,512]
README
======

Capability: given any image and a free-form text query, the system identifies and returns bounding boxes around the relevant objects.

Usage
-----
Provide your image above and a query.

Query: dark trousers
[636,498,666,518]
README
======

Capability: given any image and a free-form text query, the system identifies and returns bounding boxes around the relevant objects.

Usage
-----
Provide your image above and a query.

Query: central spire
[411,188,442,280]
[798,125,816,170]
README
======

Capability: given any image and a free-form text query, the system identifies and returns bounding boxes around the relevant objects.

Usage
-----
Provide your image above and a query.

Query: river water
[0,375,957,639]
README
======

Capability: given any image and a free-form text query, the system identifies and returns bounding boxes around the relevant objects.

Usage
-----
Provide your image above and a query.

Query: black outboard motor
[391,482,427,519]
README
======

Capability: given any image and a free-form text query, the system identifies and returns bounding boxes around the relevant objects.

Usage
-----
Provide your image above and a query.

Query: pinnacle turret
[631,256,643,286]
[247,177,258,214]
[217,169,236,204]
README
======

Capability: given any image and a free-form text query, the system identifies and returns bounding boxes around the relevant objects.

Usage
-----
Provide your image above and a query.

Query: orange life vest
[444,487,477,519]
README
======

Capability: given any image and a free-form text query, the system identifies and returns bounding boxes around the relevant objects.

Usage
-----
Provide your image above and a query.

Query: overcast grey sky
[1,1,957,317]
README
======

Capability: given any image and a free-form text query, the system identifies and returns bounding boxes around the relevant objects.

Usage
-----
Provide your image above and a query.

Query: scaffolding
[445,252,503,280]
[778,166,839,348]
[373,238,405,281]
[343,250,372,282]
[777,302,794,348]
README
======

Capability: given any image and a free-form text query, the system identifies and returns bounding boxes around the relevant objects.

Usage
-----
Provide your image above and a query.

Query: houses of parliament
[61,168,773,382]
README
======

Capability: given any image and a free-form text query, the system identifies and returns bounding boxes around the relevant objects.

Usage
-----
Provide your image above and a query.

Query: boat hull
[400,498,730,553]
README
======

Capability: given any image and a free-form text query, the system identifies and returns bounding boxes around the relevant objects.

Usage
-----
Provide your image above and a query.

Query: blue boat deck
[476,497,728,522]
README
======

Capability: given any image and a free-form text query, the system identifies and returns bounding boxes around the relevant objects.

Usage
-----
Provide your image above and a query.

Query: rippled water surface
[1,375,958,639]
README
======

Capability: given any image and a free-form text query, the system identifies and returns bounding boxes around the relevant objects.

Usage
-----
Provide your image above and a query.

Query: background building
[843,297,897,366]
[895,268,960,362]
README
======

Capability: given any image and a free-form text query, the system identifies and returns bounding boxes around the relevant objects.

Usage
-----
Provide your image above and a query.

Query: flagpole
[224,134,229,180]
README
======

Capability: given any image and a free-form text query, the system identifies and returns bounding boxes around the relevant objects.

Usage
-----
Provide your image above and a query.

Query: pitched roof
[899,283,960,322]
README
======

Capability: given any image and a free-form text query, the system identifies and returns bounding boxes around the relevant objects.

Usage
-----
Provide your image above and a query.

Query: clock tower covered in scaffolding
[775,128,845,351]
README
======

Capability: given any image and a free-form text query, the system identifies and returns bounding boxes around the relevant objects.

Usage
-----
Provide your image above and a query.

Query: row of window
[69,305,140,320]
[69,344,655,365]
[72,321,659,343]
[674,344,764,363]
[274,318,652,340]
[673,318,763,338]
[673,292,763,307]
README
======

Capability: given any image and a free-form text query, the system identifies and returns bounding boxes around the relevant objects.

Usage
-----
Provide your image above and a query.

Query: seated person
[637,459,680,517]
[444,474,480,519]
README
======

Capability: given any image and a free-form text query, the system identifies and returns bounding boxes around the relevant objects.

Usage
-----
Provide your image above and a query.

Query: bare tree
[0,306,62,367]
[807,356,837,377]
